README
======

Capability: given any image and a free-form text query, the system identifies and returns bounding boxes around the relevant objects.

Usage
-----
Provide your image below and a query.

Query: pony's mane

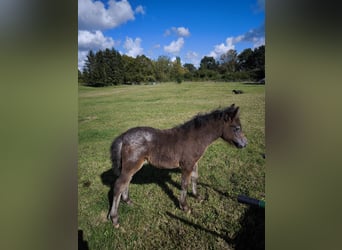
[175,106,236,130]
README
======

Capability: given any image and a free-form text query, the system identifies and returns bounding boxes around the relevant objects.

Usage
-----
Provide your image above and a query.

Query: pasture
[78,82,265,249]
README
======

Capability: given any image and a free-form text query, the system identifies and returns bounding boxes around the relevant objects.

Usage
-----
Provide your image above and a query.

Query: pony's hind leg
[108,173,132,228]
[121,186,133,205]
[108,158,145,228]
[122,160,146,205]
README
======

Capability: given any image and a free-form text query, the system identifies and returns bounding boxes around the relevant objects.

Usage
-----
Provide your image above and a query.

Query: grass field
[78,82,265,249]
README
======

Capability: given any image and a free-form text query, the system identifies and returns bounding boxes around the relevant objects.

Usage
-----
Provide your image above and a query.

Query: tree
[253,45,265,71]
[183,63,196,81]
[251,45,265,81]
[122,55,136,84]
[106,48,124,85]
[83,50,96,85]
[80,44,265,86]
[94,50,106,85]
[154,56,172,82]
[134,55,155,83]
[237,48,254,71]
[171,57,186,83]
[82,48,124,86]
[238,45,265,81]
[183,63,196,72]
[219,49,238,73]
[78,69,84,84]
[199,56,218,71]
[198,56,219,81]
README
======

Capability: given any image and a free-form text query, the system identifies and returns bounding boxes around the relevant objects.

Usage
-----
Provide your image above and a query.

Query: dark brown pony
[232,89,244,94]
[108,104,247,228]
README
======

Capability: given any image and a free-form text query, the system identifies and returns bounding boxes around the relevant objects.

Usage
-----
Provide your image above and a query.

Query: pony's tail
[110,135,123,177]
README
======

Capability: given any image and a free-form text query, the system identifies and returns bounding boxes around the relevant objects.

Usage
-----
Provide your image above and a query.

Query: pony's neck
[198,119,224,144]
[179,118,223,145]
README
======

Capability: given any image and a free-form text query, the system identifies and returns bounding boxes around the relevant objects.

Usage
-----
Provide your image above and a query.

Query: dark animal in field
[108,104,247,228]
[232,89,244,94]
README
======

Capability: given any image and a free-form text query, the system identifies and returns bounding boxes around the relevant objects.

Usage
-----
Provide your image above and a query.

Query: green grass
[79,82,265,249]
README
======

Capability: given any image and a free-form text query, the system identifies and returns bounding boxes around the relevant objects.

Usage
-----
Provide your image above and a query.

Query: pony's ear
[233,106,240,119]
[224,105,239,122]
[224,112,229,121]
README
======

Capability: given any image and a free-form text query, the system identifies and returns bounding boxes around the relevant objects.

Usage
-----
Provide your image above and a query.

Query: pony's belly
[155,163,180,169]
[148,155,180,169]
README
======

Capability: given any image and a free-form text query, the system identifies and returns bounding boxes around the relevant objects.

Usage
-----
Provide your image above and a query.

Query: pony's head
[221,104,248,148]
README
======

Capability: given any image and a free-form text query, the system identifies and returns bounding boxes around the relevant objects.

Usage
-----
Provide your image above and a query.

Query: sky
[78,0,265,70]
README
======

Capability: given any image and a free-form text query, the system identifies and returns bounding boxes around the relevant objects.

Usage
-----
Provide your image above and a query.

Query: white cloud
[208,37,235,58]
[236,24,265,48]
[253,37,265,48]
[78,1,145,69]
[165,26,190,37]
[173,27,190,37]
[135,5,145,15]
[78,51,89,70]
[78,30,116,50]
[124,37,143,57]
[78,0,138,30]
[164,38,185,54]
[240,24,265,43]
[208,24,265,58]
[185,51,200,67]
[78,30,117,69]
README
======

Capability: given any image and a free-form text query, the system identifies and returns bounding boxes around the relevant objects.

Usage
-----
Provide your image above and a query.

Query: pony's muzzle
[233,138,247,148]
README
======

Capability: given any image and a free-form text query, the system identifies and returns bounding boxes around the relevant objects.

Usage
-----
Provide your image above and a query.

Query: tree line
[78,45,264,86]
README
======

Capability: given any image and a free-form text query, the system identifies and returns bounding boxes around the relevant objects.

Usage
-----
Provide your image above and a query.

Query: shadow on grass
[233,206,265,250]
[100,164,181,212]
[165,211,233,244]
[78,229,89,250]
[100,167,264,249]
[166,204,264,250]
[198,182,228,197]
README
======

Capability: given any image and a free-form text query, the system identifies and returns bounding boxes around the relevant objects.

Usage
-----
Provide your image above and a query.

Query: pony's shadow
[166,205,264,249]
[100,164,181,211]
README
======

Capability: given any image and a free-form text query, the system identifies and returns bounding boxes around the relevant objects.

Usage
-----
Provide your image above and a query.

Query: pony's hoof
[123,199,133,206]
[196,195,204,203]
[109,215,120,228]
[180,204,191,214]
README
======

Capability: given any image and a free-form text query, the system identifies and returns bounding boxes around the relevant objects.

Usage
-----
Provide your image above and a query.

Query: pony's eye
[234,126,240,132]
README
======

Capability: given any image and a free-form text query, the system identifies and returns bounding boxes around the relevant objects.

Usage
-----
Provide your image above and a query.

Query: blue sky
[78,0,265,69]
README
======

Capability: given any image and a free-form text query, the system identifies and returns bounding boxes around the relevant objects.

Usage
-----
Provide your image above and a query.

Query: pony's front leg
[179,169,192,213]
[191,163,204,202]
